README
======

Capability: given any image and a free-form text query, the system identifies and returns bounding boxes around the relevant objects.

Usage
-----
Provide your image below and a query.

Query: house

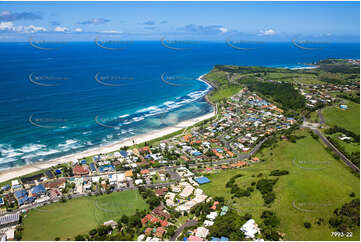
[204,220,214,227]
[155,227,165,237]
[104,220,118,229]
[155,187,168,197]
[240,219,260,239]
[44,178,66,189]
[125,170,133,177]
[0,213,20,228]
[141,169,150,176]
[187,235,203,241]
[195,227,209,238]
[29,184,46,198]
[73,165,89,176]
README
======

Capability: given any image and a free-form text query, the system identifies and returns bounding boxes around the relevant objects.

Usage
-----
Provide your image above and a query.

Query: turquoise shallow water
[0,41,359,169]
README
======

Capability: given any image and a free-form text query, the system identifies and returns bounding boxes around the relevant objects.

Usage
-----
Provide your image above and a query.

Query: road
[311,129,359,173]
[170,219,198,241]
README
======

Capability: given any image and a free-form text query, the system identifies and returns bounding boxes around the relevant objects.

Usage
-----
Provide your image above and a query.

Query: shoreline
[0,74,216,183]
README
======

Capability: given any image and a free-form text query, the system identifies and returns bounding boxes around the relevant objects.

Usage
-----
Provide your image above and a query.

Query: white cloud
[219,27,228,33]
[54,26,69,32]
[0,21,47,33]
[74,28,83,32]
[259,29,276,36]
[100,30,121,34]
[0,21,14,30]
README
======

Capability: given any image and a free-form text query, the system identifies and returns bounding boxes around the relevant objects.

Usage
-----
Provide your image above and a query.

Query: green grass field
[201,130,360,241]
[322,100,360,135]
[22,190,148,241]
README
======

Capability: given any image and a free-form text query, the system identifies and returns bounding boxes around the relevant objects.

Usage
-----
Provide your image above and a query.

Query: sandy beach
[0,75,215,183]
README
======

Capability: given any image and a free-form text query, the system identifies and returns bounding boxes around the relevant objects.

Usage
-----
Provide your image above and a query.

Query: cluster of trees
[138,187,161,209]
[325,126,360,142]
[74,209,149,241]
[259,210,281,241]
[326,136,360,168]
[269,170,289,176]
[244,81,306,115]
[256,178,278,205]
[225,174,253,198]
[190,200,213,218]
[337,94,360,104]
[208,210,250,241]
[329,199,360,232]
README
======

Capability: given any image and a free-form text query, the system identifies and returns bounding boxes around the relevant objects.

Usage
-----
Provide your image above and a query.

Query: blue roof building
[81,159,87,165]
[0,197,4,205]
[55,169,62,175]
[30,184,46,197]
[14,190,27,200]
[192,151,202,156]
[195,176,211,184]
[98,164,115,173]
[2,184,10,191]
[89,163,96,172]
[120,150,128,158]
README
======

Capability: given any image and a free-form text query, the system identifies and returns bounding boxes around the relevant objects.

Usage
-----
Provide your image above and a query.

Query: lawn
[208,86,242,103]
[201,130,360,241]
[322,100,360,135]
[22,190,148,241]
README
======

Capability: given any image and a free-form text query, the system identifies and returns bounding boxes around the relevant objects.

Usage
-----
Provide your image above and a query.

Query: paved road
[311,129,359,173]
[317,109,326,125]
[170,219,198,241]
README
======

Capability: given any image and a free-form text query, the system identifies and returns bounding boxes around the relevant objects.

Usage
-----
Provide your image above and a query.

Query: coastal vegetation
[22,190,148,241]
[201,130,360,241]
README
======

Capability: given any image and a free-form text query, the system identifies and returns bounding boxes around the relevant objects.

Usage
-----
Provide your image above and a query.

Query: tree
[74,234,86,241]
[304,222,311,229]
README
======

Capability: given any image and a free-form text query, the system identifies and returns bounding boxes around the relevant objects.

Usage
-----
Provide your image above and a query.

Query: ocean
[0,41,359,170]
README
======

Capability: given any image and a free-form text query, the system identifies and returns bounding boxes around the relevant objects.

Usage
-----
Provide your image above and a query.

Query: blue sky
[0,1,359,42]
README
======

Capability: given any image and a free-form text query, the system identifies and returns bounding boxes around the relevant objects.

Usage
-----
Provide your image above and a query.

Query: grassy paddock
[22,190,148,241]
[322,100,360,135]
[201,130,360,241]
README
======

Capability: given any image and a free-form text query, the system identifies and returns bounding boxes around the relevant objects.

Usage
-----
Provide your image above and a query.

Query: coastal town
[0,59,359,241]
[0,87,297,241]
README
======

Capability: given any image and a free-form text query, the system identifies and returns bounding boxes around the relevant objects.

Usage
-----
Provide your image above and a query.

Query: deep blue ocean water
[0,41,359,169]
